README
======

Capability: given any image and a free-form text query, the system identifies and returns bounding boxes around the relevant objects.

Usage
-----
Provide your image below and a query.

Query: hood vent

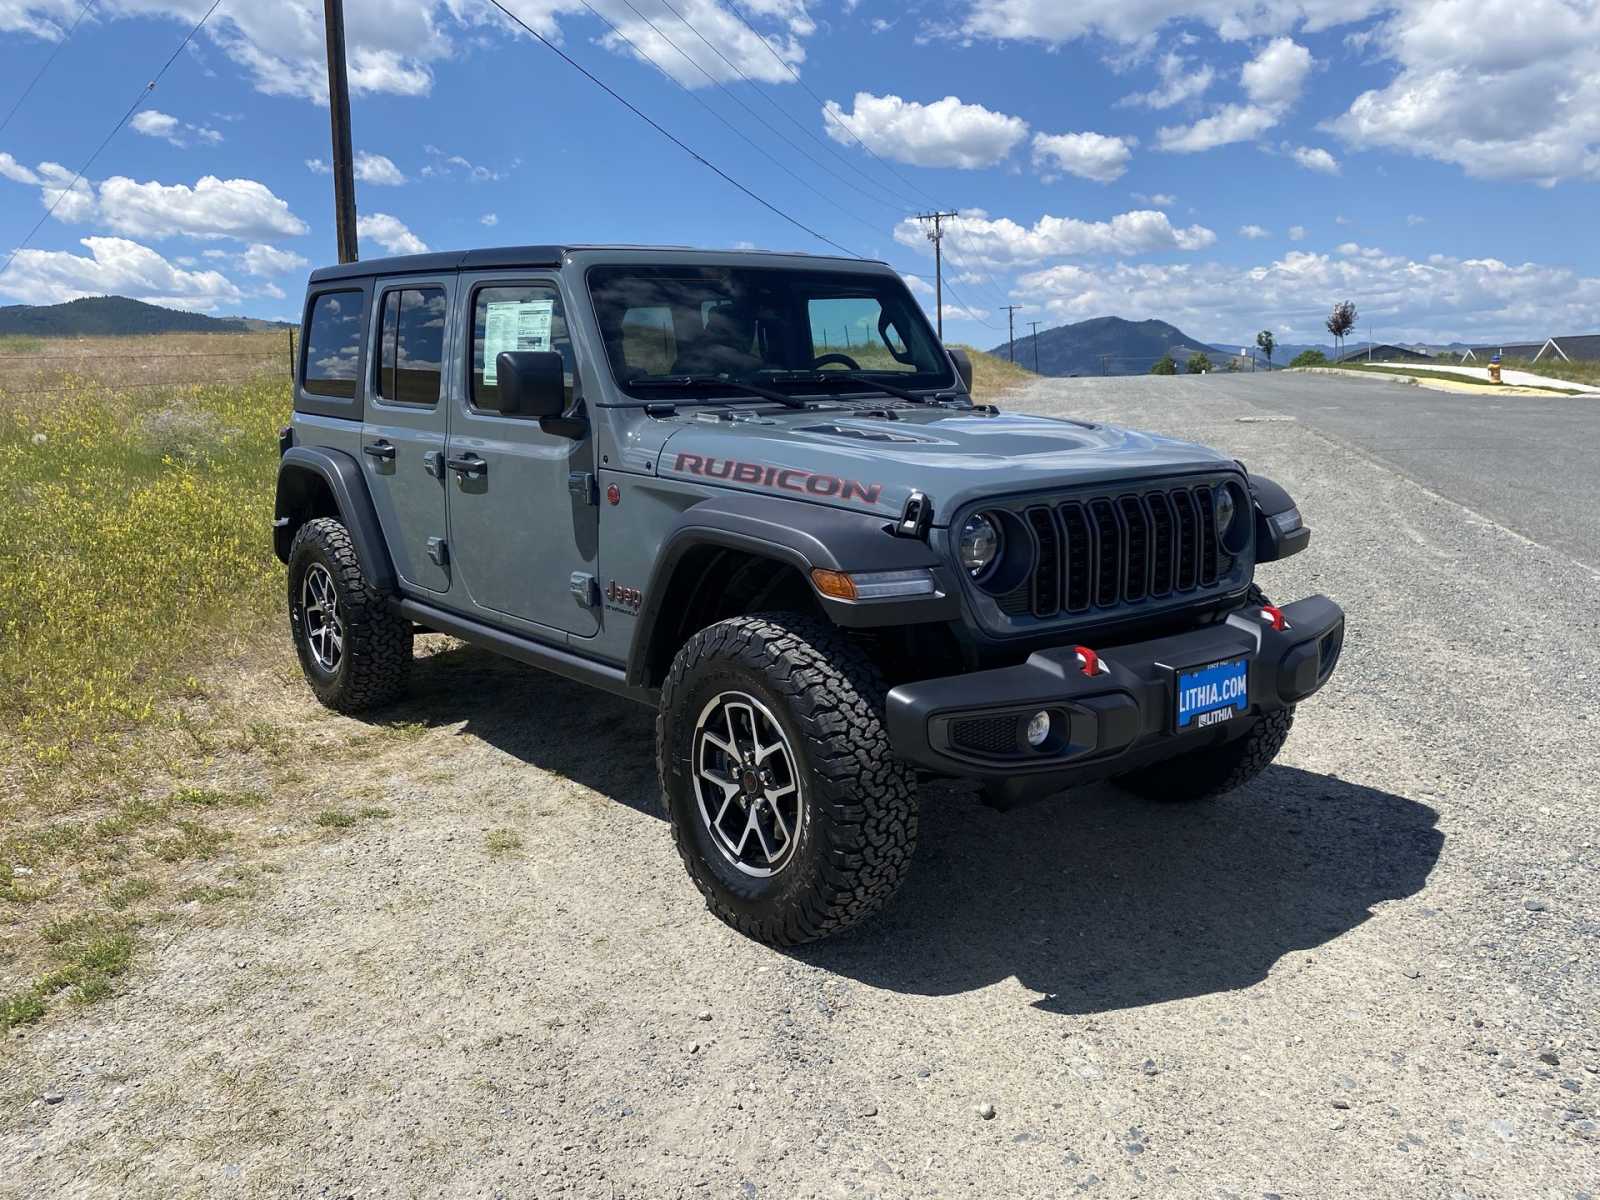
[799,423,930,444]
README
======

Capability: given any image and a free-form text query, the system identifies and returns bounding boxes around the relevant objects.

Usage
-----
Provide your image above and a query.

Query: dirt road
[3,376,1595,1198]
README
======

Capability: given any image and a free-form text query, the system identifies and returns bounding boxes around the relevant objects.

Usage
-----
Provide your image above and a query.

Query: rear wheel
[287,517,412,713]
[657,614,918,946]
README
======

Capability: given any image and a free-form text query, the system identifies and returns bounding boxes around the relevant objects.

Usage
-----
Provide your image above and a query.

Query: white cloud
[95,175,308,240]
[241,243,310,275]
[1118,51,1214,109]
[130,109,222,148]
[354,151,406,185]
[1325,0,1600,184]
[821,92,1029,169]
[1290,144,1340,173]
[0,151,39,184]
[1288,224,1307,240]
[1156,36,1313,154]
[1132,192,1178,207]
[1241,36,1313,107]
[593,0,816,88]
[894,207,1217,268]
[0,236,244,311]
[1015,243,1600,343]
[481,212,499,227]
[3,160,307,240]
[1239,224,1269,238]
[306,151,406,184]
[420,144,507,182]
[900,273,934,297]
[962,0,1385,45]
[1032,131,1136,183]
[357,212,428,256]
[1157,102,1279,152]
[1406,213,1426,226]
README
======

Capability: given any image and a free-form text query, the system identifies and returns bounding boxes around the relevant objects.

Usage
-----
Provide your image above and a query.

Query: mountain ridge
[0,296,289,337]
[990,316,1221,376]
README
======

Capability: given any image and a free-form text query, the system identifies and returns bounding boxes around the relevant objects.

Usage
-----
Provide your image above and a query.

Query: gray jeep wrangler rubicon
[275,245,1344,946]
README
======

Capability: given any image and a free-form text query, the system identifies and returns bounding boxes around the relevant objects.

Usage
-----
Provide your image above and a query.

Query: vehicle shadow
[796,766,1443,1014]
[384,643,1443,1015]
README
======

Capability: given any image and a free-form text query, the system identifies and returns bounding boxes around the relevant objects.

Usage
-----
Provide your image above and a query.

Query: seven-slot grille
[994,483,1227,620]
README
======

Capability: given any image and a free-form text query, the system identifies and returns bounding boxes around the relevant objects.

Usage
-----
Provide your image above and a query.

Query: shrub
[1186,352,1212,374]
[1150,355,1177,376]
[1289,349,1328,368]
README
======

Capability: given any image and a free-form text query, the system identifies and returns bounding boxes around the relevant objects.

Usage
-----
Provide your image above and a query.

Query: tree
[1256,329,1275,369]
[1186,351,1212,374]
[1289,349,1328,368]
[1326,300,1357,359]
[1151,354,1177,375]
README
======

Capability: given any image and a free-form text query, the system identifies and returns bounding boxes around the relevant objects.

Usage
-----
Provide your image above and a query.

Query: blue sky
[1,0,1597,348]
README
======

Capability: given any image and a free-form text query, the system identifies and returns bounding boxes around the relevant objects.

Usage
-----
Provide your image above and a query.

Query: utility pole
[914,211,959,340]
[1002,304,1023,362]
[1029,320,1041,373]
[323,0,359,264]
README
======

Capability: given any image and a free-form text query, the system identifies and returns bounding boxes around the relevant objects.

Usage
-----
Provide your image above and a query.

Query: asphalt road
[1124,371,1600,570]
[4,372,1596,1198]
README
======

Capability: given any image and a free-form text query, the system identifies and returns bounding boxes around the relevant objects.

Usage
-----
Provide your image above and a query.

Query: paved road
[1067,371,1600,570]
[5,375,1596,1198]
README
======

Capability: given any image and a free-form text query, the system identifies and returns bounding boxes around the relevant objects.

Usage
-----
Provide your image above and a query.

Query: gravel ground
[3,375,1597,1199]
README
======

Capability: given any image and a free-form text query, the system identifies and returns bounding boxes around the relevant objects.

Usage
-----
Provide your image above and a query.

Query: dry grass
[1499,356,1600,388]
[952,345,1038,402]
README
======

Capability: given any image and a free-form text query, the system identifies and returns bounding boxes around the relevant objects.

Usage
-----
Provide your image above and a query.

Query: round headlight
[1215,484,1237,537]
[958,513,1000,577]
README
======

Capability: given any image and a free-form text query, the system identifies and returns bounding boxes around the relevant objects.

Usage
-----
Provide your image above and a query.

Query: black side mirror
[496,351,586,437]
[948,347,974,393]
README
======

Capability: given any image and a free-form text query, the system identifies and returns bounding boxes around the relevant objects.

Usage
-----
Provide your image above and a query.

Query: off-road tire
[656,613,918,946]
[1116,705,1295,802]
[286,517,411,713]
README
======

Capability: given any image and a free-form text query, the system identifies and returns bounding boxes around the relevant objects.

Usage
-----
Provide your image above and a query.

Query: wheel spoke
[767,797,791,845]
[752,817,776,864]
[701,730,737,758]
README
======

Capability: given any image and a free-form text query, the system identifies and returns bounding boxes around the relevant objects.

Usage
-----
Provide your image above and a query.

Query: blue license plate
[1176,657,1250,729]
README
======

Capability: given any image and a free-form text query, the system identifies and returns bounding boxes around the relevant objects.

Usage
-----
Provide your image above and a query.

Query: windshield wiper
[760,370,943,406]
[627,375,807,409]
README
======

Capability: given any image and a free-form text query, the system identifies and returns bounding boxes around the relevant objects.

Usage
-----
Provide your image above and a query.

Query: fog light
[1025,710,1052,748]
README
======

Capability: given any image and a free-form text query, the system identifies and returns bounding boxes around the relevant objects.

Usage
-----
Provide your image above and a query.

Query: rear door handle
[363,441,396,461]
[445,453,487,477]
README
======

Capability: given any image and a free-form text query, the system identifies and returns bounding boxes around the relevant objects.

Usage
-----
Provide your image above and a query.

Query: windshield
[587,264,954,399]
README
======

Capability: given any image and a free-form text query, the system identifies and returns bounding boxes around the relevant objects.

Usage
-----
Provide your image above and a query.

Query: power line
[0,0,100,138]
[485,0,858,259]
[0,0,224,284]
[723,1,938,212]
[656,0,912,214]
[598,0,885,246]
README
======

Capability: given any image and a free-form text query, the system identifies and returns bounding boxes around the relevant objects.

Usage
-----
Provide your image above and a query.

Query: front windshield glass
[587,264,954,398]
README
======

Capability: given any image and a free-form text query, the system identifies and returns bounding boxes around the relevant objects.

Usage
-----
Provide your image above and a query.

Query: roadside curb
[1287,366,1599,397]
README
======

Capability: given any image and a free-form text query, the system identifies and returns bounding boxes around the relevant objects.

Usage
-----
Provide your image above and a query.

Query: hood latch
[894,490,933,540]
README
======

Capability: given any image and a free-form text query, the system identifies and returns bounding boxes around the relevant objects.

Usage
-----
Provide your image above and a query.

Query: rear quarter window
[302,290,364,398]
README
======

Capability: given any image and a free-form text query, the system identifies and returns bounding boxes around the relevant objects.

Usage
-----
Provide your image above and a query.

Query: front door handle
[363,441,396,461]
[445,453,487,477]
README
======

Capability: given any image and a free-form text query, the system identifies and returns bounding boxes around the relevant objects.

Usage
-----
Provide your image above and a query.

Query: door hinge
[568,471,598,506]
[570,571,600,607]
[426,537,449,566]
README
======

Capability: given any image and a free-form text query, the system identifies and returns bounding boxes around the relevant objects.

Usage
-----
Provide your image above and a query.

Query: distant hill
[991,316,1220,376]
[0,296,288,337]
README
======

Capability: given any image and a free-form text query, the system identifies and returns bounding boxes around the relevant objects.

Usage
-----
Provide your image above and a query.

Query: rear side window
[375,286,447,406]
[302,290,363,398]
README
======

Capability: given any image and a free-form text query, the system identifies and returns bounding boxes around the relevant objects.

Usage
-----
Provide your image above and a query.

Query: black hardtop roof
[306,244,888,284]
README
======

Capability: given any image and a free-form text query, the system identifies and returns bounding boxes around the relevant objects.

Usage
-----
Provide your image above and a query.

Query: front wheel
[286,517,412,713]
[656,614,918,946]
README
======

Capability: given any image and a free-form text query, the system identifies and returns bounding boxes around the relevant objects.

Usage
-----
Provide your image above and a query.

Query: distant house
[1338,344,1432,364]
[1534,334,1600,363]
[1459,342,1545,362]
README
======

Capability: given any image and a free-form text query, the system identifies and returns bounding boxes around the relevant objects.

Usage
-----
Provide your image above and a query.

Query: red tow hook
[1259,605,1289,632]
[1073,645,1106,677]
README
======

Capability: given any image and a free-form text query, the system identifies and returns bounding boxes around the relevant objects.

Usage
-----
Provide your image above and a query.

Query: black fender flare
[274,446,398,594]
[626,493,959,687]
[1247,472,1311,562]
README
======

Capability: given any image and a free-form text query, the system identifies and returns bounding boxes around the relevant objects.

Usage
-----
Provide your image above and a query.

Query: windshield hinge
[567,471,598,506]
[895,490,934,540]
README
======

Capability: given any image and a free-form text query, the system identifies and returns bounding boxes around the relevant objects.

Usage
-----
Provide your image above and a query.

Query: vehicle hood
[651,405,1238,525]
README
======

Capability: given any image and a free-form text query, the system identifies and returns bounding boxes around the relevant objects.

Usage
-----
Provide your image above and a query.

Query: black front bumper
[885,594,1344,785]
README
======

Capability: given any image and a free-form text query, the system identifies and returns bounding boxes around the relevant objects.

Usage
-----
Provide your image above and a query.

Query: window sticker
[483,298,554,384]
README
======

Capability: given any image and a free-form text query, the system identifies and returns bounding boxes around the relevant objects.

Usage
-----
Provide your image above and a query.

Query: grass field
[0,329,1036,1037]
[1499,356,1600,388]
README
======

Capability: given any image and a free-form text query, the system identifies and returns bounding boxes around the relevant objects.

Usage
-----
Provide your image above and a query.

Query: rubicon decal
[672,453,883,505]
